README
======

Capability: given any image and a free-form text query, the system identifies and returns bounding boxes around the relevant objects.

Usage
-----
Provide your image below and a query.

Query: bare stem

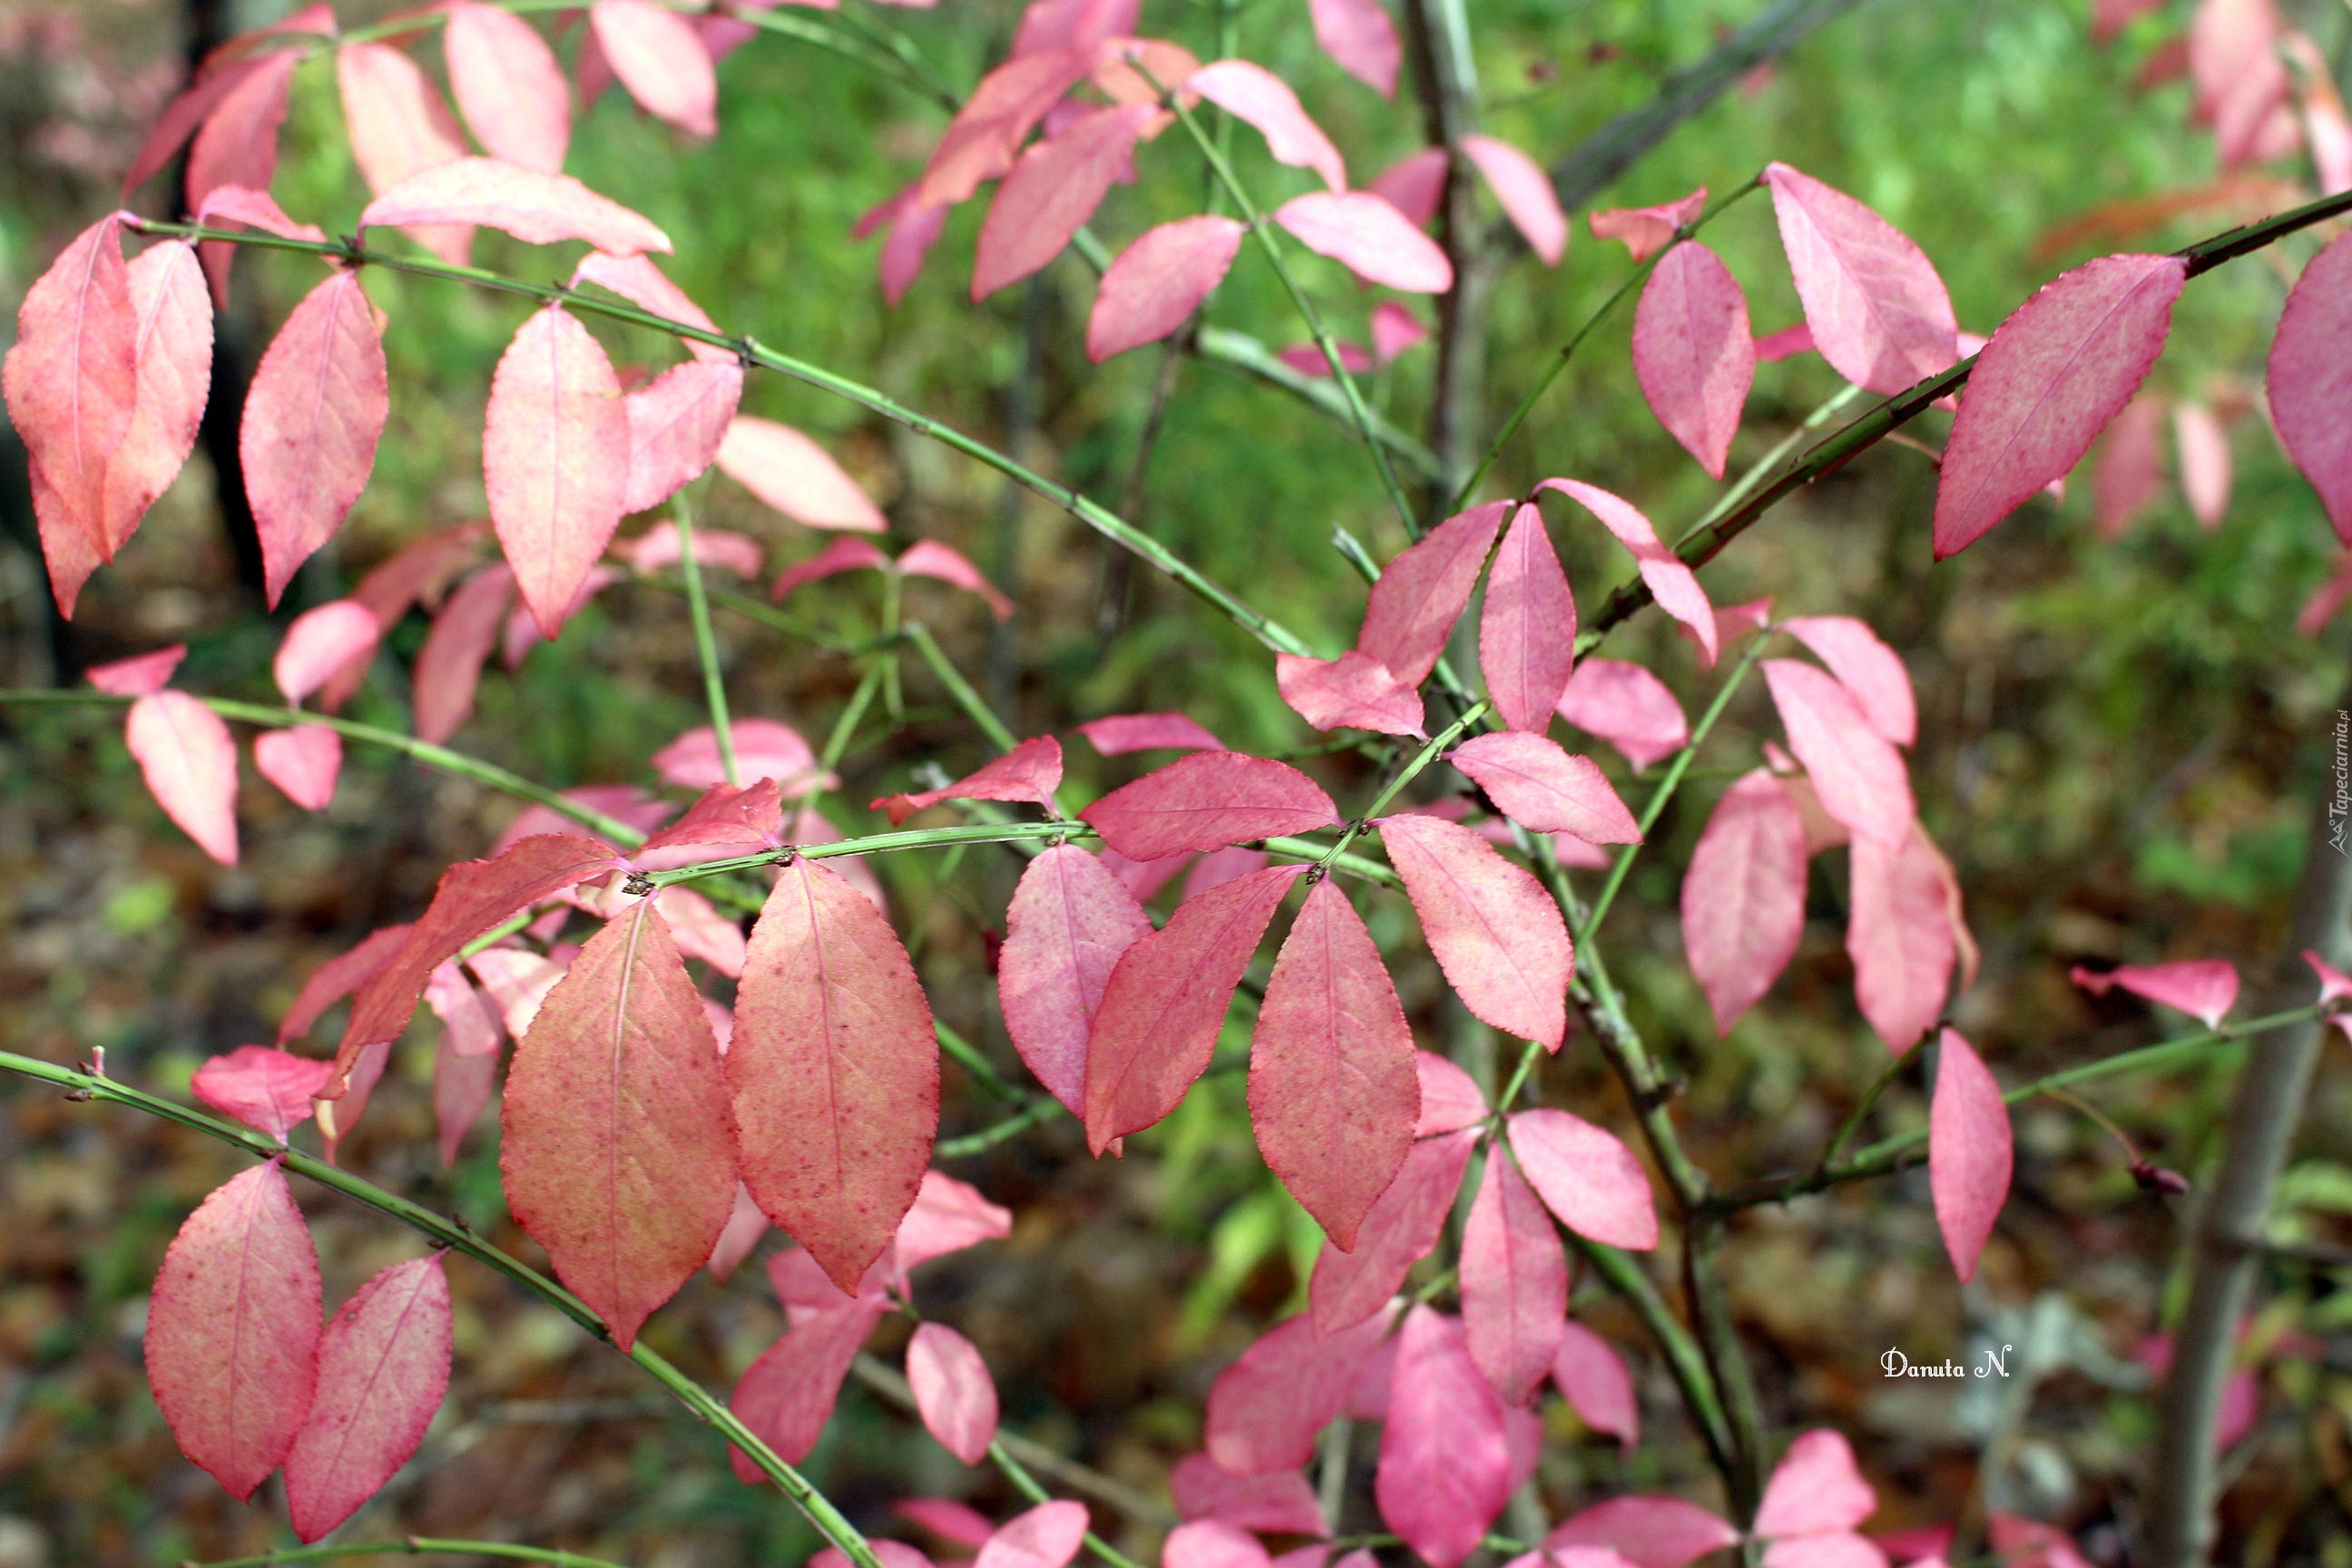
[671,491,739,788]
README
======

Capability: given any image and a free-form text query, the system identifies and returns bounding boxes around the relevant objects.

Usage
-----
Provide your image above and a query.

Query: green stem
[1568,1233,1737,1479]
[935,1018,1026,1106]
[187,1541,637,1568]
[644,821,1089,887]
[1669,381,1867,554]
[671,493,739,789]
[1325,701,1491,868]
[987,1441,1152,1568]
[905,622,1020,753]
[936,1097,1063,1156]
[1493,1037,1543,1112]
[1193,328,1442,477]
[1807,1035,1925,1185]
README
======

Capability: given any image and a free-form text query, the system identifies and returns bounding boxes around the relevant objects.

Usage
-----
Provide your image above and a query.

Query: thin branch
[671,490,740,788]
[1194,328,1442,477]
[905,622,1019,753]
[185,1541,638,1568]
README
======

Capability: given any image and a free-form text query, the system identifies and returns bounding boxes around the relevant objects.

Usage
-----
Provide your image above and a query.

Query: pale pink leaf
[906,1320,998,1465]
[1460,134,1567,265]
[1460,1151,1567,1403]
[1551,1319,1638,1449]
[1547,1497,1740,1568]
[897,1498,997,1551]
[275,600,380,704]
[1164,1521,1270,1568]
[124,57,271,198]
[191,1045,333,1142]
[975,103,1157,299]
[2095,390,2167,539]
[88,644,185,695]
[1534,478,1716,664]
[622,359,744,514]
[772,535,894,601]
[1310,1126,1478,1332]
[1449,732,1637,843]
[976,1501,1091,1568]
[572,251,730,361]
[892,1169,1014,1277]
[2308,948,2352,1006]
[1926,1027,2011,1282]
[716,416,887,532]
[1681,769,1808,1034]
[1080,751,1338,860]
[1588,188,1706,262]
[283,1256,453,1541]
[874,735,1063,824]
[1369,147,1446,227]
[1091,848,1186,904]
[1087,215,1247,360]
[1413,1051,1487,1136]
[1759,1540,1889,1568]
[336,42,470,264]
[917,45,1098,206]
[126,690,238,864]
[730,1293,889,1473]
[425,958,502,1058]
[413,564,513,744]
[1371,302,1425,364]
[809,1543,933,1568]
[1477,503,1577,730]
[1308,0,1398,94]
[431,1014,499,1163]
[1557,658,1688,770]
[1506,1107,1658,1249]
[1014,0,1139,56]
[1084,865,1306,1150]
[1278,341,1375,377]
[2190,0,2289,167]
[1276,191,1454,292]
[1780,616,1915,747]
[255,725,342,810]
[185,51,298,298]
[1205,1304,1397,1473]
[484,304,629,636]
[243,270,388,606]
[1763,162,1957,395]
[1377,813,1571,1050]
[1171,1454,1328,1535]
[191,184,325,243]
[1762,658,1913,844]
[1632,241,1753,479]
[100,239,213,558]
[359,157,671,255]
[1000,842,1152,1116]
[1358,500,1511,685]
[900,538,1015,619]
[280,924,413,1045]
[1183,846,1269,901]
[144,1161,321,1501]
[2171,401,2232,528]
[705,1182,770,1280]
[1933,253,2187,558]
[466,946,565,1039]
[592,0,717,136]
[1276,651,1426,736]
[2269,230,2352,544]
[2069,958,2239,1027]
[1753,1428,1877,1539]
[1753,321,1816,362]
[1376,1307,1514,1568]
[654,717,829,793]
[621,519,762,577]
[658,886,746,977]
[1190,61,1347,191]
[1075,710,1224,754]
[1847,826,1955,1050]
[444,0,571,172]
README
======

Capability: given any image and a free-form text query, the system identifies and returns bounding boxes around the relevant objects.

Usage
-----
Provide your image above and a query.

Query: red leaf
[593,0,718,136]
[976,1501,1092,1568]
[1075,710,1224,754]
[716,415,887,532]
[1276,651,1426,736]
[1369,147,1447,227]
[1460,1151,1567,1404]
[918,47,1098,207]
[444,1,570,172]
[88,643,185,695]
[275,600,380,704]
[144,1161,321,1501]
[1681,769,1808,1035]
[1205,1304,1396,1474]
[191,1045,333,1142]
[999,843,1152,1115]
[332,835,622,1091]
[1190,61,1346,191]
[1547,1497,1739,1568]
[1763,658,1913,844]
[243,270,390,606]
[283,1256,453,1541]
[1478,504,1578,730]
[2269,230,2352,544]
[732,858,939,1289]
[1171,1454,1329,1535]
[1083,864,1306,1149]
[100,239,213,560]
[1506,1108,1658,1249]
[1308,0,1398,95]
[255,725,342,810]
[2069,958,2239,1027]
[126,690,239,864]
[730,1293,890,1473]
[772,535,893,601]
[1588,188,1706,262]
[1632,242,1753,479]
[1249,877,1418,1249]
[337,43,470,264]
[1762,162,1957,396]
[1309,1126,1478,1332]
[975,103,1158,299]
[1753,320,1816,362]
[1779,615,1914,747]
[1413,1051,1487,1136]
[1933,253,2186,558]
[1461,134,1567,265]
[280,924,413,1044]
[622,359,744,514]
[1276,192,1455,292]
[485,304,630,636]
[1557,658,1688,770]
[1080,751,1338,860]
[1449,732,1636,843]
[1164,1522,1270,1568]
[1926,1027,2011,1282]
[1377,813,1571,1050]
[1534,478,1716,664]
[1753,1428,1877,1539]
[359,157,671,255]
[1358,501,1510,686]
[640,777,785,858]
[2,216,136,561]
[1375,1308,1514,1568]
[186,51,298,298]
[1551,1320,1638,1449]
[1087,216,1247,360]
[900,538,1015,619]
[875,735,1063,824]
[907,1320,998,1465]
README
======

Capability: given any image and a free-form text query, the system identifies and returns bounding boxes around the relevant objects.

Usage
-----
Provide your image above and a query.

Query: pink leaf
[1276,192,1455,292]
[1275,339,1370,377]
[1369,147,1448,228]
[191,181,328,241]
[1308,0,1398,94]
[1014,0,1139,56]
[730,1293,890,1473]
[1376,1308,1514,1568]
[2269,230,2352,544]
[2190,0,2289,167]
[898,1498,998,1551]
[1084,865,1306,1149]
[975,103,1159,299]
[1000,843,1152,1116]
[1080,750,1338,860]
[126,689,239,864]
[1779,616,1915,747]
[1189,61,1346,191]
[1087,215,1247,360]
[1847,826,1955,1050]
[733,858,939,1290]
[976,1501,1092,1568]
[1250,877,1419,1249]
[1449,732,1638,843]
[773,535,894,600]
[1754,1428,1877,1539]
[191,1045,333,1142]
[907,1320,998,1465]
[1460,134,1568,265]
[241,271,390,607]
[283,1256,453,1541]
[2171,401,2232,529]
[1927,1027,2011,1281]
[1547,1497,1740,1568]
[1551,1319,1638,1449]
[255,725,342,810]
[1681,769,1808,1034]
[1205,1304,1397,1473]
[275,600,380,704]
[716,415,887,532]
[124,56,272,198]
[592,0,717,136]
[622,359,745,514]
[1933,253,2187,558]
[1414,1051,1488,1136]
[1377,813,1572,1050]
[485,304,631,637]
[660,885,747,977]
[918,47,1099,207]
[99,239,213,560]
[185,51,298,299]
[1164,1521,1271,1568]
[1310,1126,1478,1332]
[1171,1454,1328,1535]
[1371,302,1426,364]
[280,925,413,1045]
[1092,847,1186,902]
[359,157,671,255]
[1506,1107,1658,1249]
[874,734,1063,824]
[894,1169,1014,1274]
[467,946,566,1039]
[1762,162,1957,396]
[1359,500,1511,685]
[1277,650,1426,736]
[1588,188,1707,262]
[444,0,570,172]
[640,778,785,858]
[1632,241,1753,479]
[413,564,514,744]
[88,644,186,695]
[1460,1151,1567,1404]
[1478,503,1578,729]
[2069,958,2239,1027]
[572,251,730,361]
[1557,658,1688,770]
[900,538,1015,620]
[2095,390,2167,539]
[622,519,763,577]
[336,42,471,264]
[1075,710,1224,754]
[426,957,502,1058]
[2308,948,2352,1006]
[1753,321,1816,362]
[1534,478,1715,664]
[654,717,829,792]
[144,1161,321,1501]
[1763,658,1914,843]
[1184,846,1270,901]
[431,1011,500,1164]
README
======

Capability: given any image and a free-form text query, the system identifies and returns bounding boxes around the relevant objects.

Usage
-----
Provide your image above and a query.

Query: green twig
[671,492,739,788]
[904,622,1019,754]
